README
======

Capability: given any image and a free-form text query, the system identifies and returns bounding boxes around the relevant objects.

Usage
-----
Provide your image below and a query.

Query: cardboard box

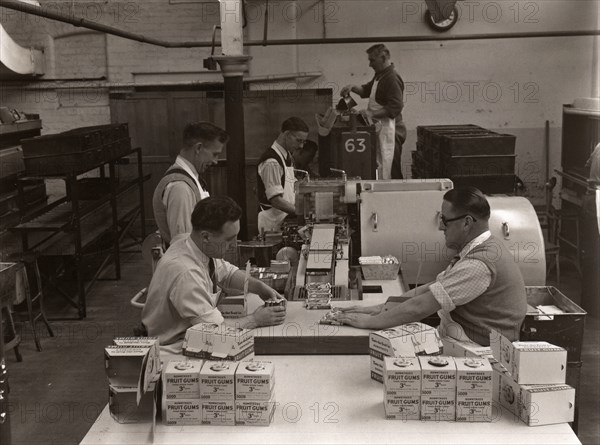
[109,383,156,424]
[490,331,567,384]
[235,360,275,401]
[217,296,247,318]
[183,323,254,361]
[235,395,277,426]
[163,360,203,400]
[419,356,457,393]
[454,358,493,422]
[201,400,236,426]
[494,365,575,426]
[419,356,456,421]
[383,357,421,397]
[105,345,158,389]
[370,323,442,358]
[370,351,384,383]
[200,361,238,400]
[518,384,575,426]
[441,336,494,360]
[384,397,421,420]
[113,337,161,376]
[164,399,202,426]
[420,394,456,421]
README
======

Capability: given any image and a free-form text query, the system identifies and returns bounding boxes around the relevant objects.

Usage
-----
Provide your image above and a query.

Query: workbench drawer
[520,286,586,362]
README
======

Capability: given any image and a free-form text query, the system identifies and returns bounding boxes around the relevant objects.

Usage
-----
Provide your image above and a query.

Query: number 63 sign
[342,131,371,153]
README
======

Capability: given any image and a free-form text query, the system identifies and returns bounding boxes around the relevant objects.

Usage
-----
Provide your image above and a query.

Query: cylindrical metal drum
[487,196,546,286]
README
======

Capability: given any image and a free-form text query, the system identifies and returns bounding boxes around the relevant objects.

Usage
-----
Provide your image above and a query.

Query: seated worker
[152,122,229,247]
[142,196,287,353]
[292,140,319,180]
[333,187,527,346]
[257,117,309,232]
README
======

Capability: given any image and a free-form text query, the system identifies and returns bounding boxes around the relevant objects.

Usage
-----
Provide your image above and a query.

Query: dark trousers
[391,133,404,179]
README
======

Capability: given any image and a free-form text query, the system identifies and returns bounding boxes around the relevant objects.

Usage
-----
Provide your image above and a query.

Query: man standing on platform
[152,122,229,247]
[341,44,407,179]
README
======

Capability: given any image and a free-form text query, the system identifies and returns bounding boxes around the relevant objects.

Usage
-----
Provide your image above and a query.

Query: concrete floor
[3,252,600,445]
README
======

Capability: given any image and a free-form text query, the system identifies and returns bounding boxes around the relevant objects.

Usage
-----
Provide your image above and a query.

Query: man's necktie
[449,255,461,268]
[209,257,217,293]
[198,175,209,193]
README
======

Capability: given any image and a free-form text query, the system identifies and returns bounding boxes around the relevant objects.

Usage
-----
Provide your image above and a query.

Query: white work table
[81,355,580,445]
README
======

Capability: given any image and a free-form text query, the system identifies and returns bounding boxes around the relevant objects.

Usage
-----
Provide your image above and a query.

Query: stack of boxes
[163,359,276,427]
[104,337,161,424]
[369,322,443,383]
[491,331,575,426]
[305,282,333,310]
[383,355,493,422]
[200,361,238,426]
[419,356,458,421]
[235,360,277,426]
[163,359,204,425]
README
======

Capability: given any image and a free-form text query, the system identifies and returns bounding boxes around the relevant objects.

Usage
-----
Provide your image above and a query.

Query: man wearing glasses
[334,187,527,346]
[257,117,309,232]
[153,122,229,248]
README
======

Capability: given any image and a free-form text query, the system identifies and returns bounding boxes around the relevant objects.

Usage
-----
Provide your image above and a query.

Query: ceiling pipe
[1,0,599,49]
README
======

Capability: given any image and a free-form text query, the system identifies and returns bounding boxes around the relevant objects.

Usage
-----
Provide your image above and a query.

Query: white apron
[368,79,396,180]
[257,146,296,232]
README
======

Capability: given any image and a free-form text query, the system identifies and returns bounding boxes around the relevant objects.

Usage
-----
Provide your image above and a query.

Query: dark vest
[256,147,293,211]
[449,235,527,345]
[152,165,207,244]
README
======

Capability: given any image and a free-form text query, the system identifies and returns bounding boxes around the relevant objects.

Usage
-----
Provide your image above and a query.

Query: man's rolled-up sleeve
[258,159,284,201]
[429,259,492,312]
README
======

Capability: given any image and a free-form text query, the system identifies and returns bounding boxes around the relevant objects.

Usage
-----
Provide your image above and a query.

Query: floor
[3,251,600,445]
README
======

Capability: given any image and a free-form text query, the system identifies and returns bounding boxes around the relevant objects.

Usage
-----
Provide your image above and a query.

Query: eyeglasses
[289,133,306,145]
[439,214,477,227]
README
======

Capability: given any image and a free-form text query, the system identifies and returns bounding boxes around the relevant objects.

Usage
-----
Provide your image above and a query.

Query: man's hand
[340,85,355,97]
[331,312,373,329]
[252,305,286,327]
[338,304,382,315]
[261,287,285,302]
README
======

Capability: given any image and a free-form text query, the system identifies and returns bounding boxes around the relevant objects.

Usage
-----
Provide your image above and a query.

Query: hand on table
[252,305,286,327]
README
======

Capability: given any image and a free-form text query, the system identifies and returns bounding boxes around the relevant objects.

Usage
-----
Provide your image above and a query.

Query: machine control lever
[371,212,378,232]
[294,169,310,182]
[502,221,510,238]
[330,168,347,182]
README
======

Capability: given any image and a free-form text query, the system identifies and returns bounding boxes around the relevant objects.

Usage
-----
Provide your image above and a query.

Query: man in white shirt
[142,196,287,353]
[256,117,309,232]
[334,187,527,346]
[152,122,229,247]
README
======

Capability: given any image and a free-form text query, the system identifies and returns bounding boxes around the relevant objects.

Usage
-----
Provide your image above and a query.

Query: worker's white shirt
[430,231,493,343]
[141,236,238,353]
[162,156,209,244]
[258,142,290,200]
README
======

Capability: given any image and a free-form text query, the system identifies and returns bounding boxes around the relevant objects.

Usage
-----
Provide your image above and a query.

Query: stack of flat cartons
[369,322,443,383]
[183,323,254,361]
[490,331,575,426]
[105,337,161,424]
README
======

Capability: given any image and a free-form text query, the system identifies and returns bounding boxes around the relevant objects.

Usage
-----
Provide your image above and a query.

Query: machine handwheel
[424,6,459,32]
